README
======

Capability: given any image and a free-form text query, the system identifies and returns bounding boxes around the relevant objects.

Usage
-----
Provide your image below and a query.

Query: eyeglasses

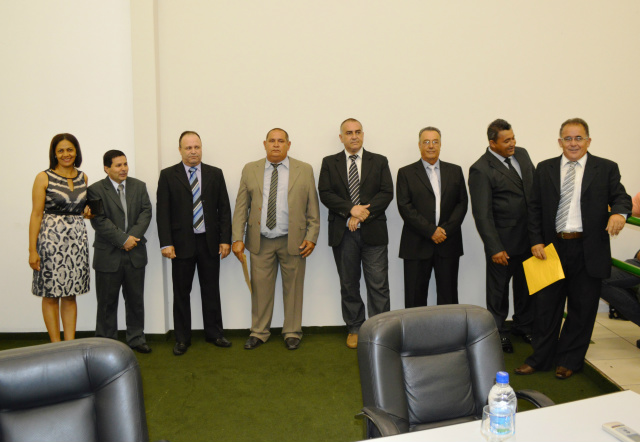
[562,136,588,143]
[421,140,440,146]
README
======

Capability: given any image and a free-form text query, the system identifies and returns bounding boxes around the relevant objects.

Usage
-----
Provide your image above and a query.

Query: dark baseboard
[0,325,350,342]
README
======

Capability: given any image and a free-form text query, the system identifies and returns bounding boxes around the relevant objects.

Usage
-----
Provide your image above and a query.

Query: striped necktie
[555,162,577,232]
[348,155,360,205]
[189,167,203,230]
[118,183,128,231]
[266,163,280,230]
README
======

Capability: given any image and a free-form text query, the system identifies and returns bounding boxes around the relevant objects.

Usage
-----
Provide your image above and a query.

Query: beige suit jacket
[232,156,320,255]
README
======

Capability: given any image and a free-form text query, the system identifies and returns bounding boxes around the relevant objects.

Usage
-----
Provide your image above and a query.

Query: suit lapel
[102,177,124,212]
[335,152,349,190]
[253,160,266,194]
[581,153,597,196]
[174,163,191,192]
[288,157,301,191]
[360,149,372,186]
[439,161,451,196]
[549,155,561,195]
[513,148,532,185]
[413,160,434,195]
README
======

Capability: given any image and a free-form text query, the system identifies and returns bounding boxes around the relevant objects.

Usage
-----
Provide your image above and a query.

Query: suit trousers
[485,252,532,335]
[525,238,601,371]
[601,258,640,327]
[403,253,460,308]
[171,233,223,343]
[95,252,146,347]
[332,229,390,334]
[249,235,305,341]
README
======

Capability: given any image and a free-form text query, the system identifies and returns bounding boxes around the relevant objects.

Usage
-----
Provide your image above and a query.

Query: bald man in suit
[232,128,320,350]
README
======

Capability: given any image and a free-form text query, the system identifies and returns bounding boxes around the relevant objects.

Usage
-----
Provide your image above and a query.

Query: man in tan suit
[232,128,320,350]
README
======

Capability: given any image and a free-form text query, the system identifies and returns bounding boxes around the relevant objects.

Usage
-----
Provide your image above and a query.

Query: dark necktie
[504,157,523,187]
[118,183,128,231]
[348,155,360,205]
[556,162,577,232]
[189,167,203,230]
[266,163,280,230]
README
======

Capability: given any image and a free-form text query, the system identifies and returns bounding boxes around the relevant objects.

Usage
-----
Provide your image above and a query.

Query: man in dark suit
[88,150,152,353]
[397,126,468,307]
[516,118,631,379]
[156,131,232,356]
[231,128,320,350]
[318,118,393,349]
[469,119,535,353]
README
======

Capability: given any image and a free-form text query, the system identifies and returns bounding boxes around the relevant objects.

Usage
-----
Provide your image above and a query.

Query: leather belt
[556,232,583,239]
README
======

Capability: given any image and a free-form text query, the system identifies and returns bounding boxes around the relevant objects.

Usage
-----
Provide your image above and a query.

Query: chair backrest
[358,305,504,432]
[0,338,149,442]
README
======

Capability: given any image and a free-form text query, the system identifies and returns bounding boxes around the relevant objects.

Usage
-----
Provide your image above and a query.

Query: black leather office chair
[357,305,553,438]
[0,338,150,442]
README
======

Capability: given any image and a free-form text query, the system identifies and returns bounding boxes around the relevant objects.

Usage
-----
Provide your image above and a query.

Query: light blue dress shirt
[261,156,290,238]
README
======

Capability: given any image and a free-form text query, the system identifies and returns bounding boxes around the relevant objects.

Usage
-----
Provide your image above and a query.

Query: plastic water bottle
[487,371,517,439]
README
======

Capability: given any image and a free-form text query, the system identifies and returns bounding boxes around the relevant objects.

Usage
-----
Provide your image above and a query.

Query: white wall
[1,0,639,333]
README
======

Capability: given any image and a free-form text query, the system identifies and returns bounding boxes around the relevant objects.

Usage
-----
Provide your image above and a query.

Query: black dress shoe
[501,336,514,353]
[285,337,300,350]
[173,342,190,356]
[244,336,263,350]
[207,337,232,348]
[131,343,152,354]
[520,333,533,345]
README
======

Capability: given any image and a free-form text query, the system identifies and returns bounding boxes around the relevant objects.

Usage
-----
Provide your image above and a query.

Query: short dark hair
[419,126,441,139]
[49,133,82,169]
[179,131,201,146]
[103,150,126,168]
[559,118,589,137]
[266,128,289,142]
[340,118,362,132]
[487,119,512,142]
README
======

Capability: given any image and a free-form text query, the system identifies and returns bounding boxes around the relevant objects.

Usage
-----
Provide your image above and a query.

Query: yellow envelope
[523,243,565,295]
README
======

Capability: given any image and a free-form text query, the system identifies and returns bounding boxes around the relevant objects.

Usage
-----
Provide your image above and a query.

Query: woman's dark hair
[49,133,82,169]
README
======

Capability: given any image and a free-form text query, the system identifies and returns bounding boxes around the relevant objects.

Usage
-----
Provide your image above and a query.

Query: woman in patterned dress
[28,133,92,341]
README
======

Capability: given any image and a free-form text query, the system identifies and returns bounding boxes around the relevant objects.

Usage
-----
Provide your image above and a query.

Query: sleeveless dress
[32,169,90,298]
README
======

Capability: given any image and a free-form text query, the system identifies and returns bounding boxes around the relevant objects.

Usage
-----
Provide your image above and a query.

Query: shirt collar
[266,156,289,169]
[344,148,363,160]
[183,162,201,173]
[561,152,588,168]
[109,177,125,190]
[488,147,510,163]
[421,159,440,170]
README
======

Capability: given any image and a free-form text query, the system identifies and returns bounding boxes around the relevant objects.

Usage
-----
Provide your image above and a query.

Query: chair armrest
[357,406,408,438]
[516,389,555,408]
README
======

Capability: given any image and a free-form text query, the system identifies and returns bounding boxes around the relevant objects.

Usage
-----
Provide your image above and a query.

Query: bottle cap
[496,371,509,383]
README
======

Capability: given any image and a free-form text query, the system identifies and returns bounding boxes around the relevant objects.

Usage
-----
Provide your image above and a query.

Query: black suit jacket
[469,147,535,257]
[397,160,468,260]
[528,153,631,279]
[88,176,152,272]
[156,162,231,258]
[318,149,393,247]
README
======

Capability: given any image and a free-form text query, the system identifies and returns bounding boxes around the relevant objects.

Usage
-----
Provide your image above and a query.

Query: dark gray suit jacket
[88,176,152,272]
[397,160,468,260]
[468,147,535,257]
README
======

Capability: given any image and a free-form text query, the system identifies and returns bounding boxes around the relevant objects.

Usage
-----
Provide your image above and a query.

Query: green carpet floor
[0,327,621,442]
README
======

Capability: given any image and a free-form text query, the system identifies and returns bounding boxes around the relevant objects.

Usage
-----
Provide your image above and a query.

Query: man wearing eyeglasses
[469,119,536,353]
[397,127,468,307]
[515,118,631,379]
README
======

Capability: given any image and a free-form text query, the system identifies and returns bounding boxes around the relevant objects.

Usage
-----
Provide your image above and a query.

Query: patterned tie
[348,155,360,205]
[118,183,128,231]
[504,157,523,187]
[189,167,203,230]
[266,163,280,230]
[555,162,577,232]
[427,165,440,225]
